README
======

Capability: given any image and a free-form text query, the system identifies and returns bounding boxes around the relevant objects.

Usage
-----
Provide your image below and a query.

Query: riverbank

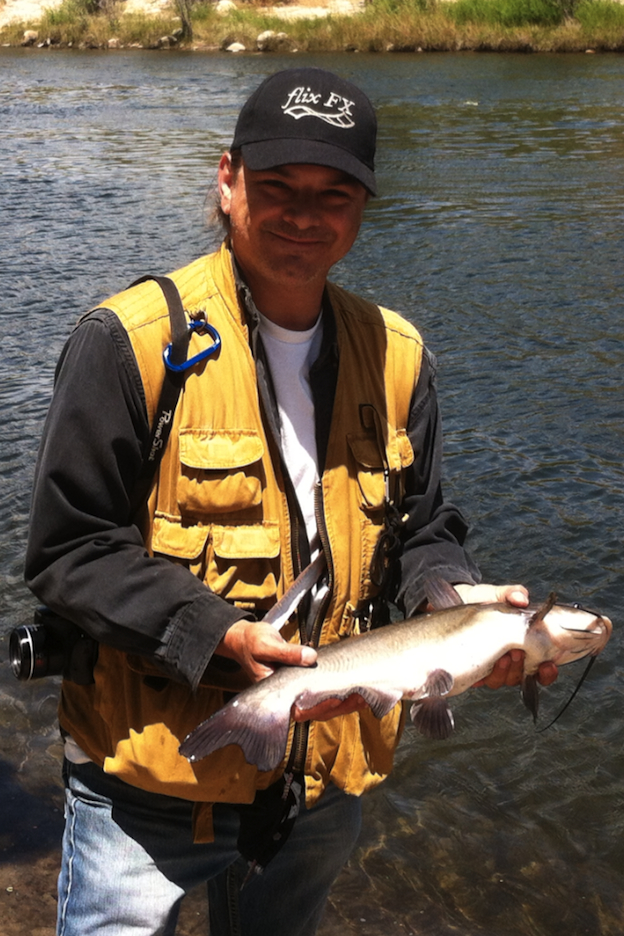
[2,0,624,52]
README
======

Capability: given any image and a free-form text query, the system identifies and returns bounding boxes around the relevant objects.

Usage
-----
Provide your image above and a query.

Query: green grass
[446,0,564,27]
[576,0,624,28]
[3,0,624,51]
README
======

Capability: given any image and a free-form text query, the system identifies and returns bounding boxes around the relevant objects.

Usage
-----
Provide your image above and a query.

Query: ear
[218,152,235,216]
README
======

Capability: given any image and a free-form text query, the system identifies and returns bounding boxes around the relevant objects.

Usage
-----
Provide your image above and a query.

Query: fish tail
[179,701,291,773]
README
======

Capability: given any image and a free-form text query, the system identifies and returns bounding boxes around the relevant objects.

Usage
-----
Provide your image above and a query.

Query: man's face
[218,155,368,315]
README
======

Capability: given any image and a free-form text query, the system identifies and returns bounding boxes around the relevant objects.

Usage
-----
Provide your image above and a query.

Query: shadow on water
[0,758,64,861]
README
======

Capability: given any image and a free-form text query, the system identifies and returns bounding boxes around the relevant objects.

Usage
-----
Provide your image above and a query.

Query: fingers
[536,660,559,686]
[216,620,318,683]
[473,653,560,690]
[454,582,529,607]
[473,649,525,688]
[292,693,368,723]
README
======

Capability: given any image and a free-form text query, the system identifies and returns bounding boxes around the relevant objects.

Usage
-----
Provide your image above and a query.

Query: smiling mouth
[265,226,332,246]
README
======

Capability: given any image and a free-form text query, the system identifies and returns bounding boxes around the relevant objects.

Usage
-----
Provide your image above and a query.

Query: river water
[0,48,623,935]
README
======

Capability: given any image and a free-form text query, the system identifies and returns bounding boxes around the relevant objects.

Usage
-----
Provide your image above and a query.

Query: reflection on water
[1,49,623,935]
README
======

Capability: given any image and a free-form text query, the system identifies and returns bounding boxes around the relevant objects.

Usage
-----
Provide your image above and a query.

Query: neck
[254,285,324,331]
[234,260,325,331]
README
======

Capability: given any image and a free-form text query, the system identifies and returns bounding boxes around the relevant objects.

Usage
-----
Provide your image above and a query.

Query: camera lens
[10,624,49,681]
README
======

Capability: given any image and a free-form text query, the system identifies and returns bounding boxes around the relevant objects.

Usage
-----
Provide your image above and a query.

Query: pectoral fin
[521,673,539,723]
[528,592,557,628]
[424,577,464,610]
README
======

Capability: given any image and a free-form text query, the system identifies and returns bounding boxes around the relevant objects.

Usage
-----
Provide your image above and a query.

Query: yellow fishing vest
[59,243,424,836]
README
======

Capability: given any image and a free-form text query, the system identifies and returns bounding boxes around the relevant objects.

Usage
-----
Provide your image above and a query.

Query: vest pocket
[151,515,210,561]
[347,432,387,509]
[177,429,265,515]
[151,516,281,610]
[208,522,280,606]
[347,429,414,509]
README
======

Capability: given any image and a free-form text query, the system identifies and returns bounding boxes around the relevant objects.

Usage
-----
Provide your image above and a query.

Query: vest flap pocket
[152,514,209,560]
[211,523,280,560]
[347,432,385,469]
[178,430,265,515]
[179,429,264,470]
[208,523,280,605]
[347,432,385,509]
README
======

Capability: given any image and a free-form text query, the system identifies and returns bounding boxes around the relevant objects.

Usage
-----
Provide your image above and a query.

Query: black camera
[10,607,97,685]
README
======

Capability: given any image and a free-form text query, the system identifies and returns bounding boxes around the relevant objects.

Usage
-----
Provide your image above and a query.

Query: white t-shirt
[258,311,323,558]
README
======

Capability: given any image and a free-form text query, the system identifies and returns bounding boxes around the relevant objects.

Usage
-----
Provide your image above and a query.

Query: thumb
[496,584,529,607]
[274,641,317,667]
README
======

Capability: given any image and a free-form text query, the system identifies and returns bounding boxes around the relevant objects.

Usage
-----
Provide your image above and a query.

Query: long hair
[212,149,243,233]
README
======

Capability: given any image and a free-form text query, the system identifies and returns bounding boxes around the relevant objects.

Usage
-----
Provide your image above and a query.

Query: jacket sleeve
[395,346,481,618]
[24,310,249,690]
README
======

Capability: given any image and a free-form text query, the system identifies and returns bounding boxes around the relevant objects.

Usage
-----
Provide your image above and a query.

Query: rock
[225,41,246,52]
[215,0,237,13]
[257,28,275,48]
[21,30,38,45]
[256,29,290,51]
[157,34,179,47]
[108,36,121,47]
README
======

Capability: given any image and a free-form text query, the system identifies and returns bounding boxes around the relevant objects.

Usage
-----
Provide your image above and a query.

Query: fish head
[536,602,613,666]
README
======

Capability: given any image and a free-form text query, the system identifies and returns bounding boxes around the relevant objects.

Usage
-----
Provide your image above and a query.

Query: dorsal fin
[424,577,464,611]
[529,592,557,628]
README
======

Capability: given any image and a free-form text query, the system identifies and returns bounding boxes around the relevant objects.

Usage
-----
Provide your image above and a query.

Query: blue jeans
[57,760,362,936]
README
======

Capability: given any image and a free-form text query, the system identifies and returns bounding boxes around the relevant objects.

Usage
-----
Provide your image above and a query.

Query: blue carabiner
[163,320,221,373]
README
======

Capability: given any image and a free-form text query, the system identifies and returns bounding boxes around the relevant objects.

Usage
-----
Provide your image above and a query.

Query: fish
[179,579,612,772]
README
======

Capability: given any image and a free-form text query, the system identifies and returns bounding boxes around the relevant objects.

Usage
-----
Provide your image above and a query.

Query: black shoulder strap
[128,275,190,519]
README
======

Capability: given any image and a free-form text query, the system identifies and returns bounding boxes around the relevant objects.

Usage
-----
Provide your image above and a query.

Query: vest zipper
[308,480,333,647]
[288,481,333,776]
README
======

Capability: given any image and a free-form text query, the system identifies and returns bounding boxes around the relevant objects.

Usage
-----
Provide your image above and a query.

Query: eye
[322,189,355,208]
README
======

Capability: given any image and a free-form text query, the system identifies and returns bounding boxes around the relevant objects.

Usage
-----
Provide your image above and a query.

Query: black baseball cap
[231,68,377,195]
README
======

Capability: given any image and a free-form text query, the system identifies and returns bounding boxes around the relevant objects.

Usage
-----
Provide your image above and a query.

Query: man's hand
[217,620,369,722]
[216,619,317,683]
[454,582,559,689]
[292,694,368,723]
[454,582,529,607]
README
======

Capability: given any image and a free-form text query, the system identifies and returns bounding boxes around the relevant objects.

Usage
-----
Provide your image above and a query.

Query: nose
[281,192,322,230]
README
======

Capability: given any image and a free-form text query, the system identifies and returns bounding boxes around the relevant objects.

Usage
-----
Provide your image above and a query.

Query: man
[25,68,555,936]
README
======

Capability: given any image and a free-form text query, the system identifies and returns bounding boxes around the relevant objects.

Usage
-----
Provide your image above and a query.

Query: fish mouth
[562,614,612,655]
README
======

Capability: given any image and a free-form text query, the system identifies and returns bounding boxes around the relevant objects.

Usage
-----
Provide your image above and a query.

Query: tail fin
[179,701,291,773]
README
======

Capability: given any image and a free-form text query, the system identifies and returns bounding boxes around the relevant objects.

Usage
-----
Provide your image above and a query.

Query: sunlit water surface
[1,49,623,935]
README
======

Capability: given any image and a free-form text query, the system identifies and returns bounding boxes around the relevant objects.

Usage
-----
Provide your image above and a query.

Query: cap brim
[240,138,377,196]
